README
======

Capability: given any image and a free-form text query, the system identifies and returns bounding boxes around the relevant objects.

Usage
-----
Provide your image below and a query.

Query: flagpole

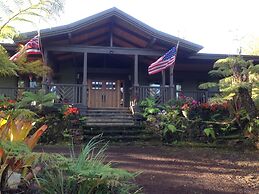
[169,41,180,98]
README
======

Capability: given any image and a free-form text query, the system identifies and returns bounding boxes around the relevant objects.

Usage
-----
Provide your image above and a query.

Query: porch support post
[42,49,49,91]
[82,52,88,106]
[134,55,139,86]
[169,66,175,99]
[161,70,165,86]
[43,49,48,83]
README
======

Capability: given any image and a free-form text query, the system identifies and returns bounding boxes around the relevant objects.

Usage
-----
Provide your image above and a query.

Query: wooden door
[88,80,123,108]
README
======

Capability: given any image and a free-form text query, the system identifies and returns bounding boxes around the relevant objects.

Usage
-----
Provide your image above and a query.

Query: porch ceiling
[17,7,203,55]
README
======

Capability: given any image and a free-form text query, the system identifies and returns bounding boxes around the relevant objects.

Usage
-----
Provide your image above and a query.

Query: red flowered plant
[189,101,230,121]
[181,103,189,110]
[63,105,80,125]
[64,105,79,117]
[64,106,79,116]
[0,97,16,111]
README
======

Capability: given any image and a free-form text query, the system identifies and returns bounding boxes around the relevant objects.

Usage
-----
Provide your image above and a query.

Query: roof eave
[18,7,203,53]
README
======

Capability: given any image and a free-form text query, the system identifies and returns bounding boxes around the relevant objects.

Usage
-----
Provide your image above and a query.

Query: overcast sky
[28,0,259,54]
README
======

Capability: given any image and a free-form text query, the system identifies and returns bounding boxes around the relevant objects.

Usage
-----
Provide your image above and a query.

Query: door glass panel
[105,82,116,90]
[176,84,182,99]
[92,81,102,90]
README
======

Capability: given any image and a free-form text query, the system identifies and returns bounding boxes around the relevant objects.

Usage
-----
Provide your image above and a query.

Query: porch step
[83,126,160,142]
[84,107,135,127]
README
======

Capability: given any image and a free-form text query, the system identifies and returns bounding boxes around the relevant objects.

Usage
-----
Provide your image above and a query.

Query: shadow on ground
[36,144,259,194]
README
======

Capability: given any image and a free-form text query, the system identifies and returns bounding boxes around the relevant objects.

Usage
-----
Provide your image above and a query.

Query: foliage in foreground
[38,136,139,194]
[0,103,139,193]
[0,111,47,192]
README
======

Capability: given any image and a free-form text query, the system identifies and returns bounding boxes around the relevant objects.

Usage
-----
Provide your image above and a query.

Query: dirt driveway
[38,144,259,194]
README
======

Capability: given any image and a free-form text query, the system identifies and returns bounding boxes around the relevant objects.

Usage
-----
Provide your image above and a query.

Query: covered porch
[1,8,215,110]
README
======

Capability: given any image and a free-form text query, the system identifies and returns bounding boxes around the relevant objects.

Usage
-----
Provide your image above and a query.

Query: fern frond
[199,82,218,89]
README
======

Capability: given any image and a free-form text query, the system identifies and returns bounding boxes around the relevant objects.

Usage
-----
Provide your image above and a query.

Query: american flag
[148,46,177,75]
[10,35,42,61]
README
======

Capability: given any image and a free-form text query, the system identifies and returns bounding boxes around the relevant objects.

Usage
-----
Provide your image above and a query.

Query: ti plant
[0,111,47,190]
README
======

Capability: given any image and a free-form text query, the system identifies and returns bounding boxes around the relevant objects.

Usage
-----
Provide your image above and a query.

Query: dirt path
[37,144,259,194]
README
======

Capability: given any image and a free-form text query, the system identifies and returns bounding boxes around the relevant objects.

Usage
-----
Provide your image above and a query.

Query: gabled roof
[189,53,259,63]
[19,7,203,54]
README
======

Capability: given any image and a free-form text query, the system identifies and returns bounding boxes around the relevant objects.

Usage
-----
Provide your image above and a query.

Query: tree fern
[0,0,64,40]
[16,89,57,110]
[0,45,18,76]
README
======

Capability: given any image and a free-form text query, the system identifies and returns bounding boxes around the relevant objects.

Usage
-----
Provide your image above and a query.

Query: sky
[26,0,259,54]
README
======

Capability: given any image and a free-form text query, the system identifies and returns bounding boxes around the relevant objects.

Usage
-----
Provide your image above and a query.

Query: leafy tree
[15,54,52,77]
[200,56,258,125]
[242,36,259,55]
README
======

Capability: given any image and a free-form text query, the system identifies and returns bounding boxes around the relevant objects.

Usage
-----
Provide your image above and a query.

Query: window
[105,82,116,90]
[175,84,182,99]
[92,81,102,90]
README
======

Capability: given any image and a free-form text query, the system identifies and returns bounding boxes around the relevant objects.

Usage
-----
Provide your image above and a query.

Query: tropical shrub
[140,96,240,144]
[0,96,16,111]
[38,136,139,194]
[35,107,68,144]
[0,112,47,191]
[199,56,259,146]
[16,89,57,113]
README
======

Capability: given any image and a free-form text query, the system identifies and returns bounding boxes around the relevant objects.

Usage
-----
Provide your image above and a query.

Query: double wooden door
[88,79,123,108]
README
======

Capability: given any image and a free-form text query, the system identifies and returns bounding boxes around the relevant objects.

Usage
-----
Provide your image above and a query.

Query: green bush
[38,136,140,194]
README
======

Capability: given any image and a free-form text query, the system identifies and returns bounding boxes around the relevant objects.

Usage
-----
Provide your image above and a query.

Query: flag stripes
[148,46,178,75]
[10,35,41,61]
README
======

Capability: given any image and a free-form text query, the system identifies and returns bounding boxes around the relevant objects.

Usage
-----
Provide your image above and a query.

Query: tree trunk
[238,87,258,119]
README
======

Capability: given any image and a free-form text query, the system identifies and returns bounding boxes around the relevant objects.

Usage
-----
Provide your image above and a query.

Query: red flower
[210,104,217,112]
[181,103,189,110]
[64,107,79,116]
[8,99,16,104]
[200,103,209,109]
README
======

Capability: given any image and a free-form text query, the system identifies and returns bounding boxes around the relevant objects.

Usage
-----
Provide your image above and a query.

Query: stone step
[84,134,160,142]
[83,108,135,127]
[86,118,134,122]
[86,113,132,117]
[87,108,130,111]
[84,129,153,136]
[84,122,135,127]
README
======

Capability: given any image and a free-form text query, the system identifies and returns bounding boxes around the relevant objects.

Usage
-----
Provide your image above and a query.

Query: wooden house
[1,7,259,120]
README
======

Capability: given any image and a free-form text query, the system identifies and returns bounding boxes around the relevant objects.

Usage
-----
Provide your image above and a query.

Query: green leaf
[167,124,177,133]
[204,127,216,139]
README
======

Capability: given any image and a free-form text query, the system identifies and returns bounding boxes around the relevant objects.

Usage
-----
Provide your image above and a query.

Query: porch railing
[177,90,218,103]
[0,87,39,100]
[0,84,84,105]
[130,86,219,106]
[43,83,84,105]
[131,86,174,105]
